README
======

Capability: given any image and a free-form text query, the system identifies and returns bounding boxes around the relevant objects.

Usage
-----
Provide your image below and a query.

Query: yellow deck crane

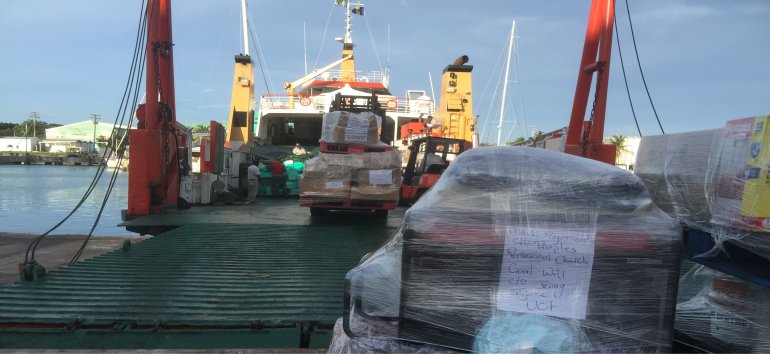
[224,0,256,152]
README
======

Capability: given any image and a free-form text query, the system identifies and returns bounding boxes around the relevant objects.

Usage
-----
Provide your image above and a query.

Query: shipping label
[325,180,344,189]
[368,169,394,185]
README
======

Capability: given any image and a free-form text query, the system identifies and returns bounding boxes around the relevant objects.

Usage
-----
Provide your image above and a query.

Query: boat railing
[259,94,435,115]
[308,69,386,84]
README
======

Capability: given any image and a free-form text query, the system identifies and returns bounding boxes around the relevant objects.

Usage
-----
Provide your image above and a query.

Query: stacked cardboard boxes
[300,111,401,204]
[300,151,402,202]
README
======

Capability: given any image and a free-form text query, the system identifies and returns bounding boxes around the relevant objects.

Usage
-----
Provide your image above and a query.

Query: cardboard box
[300,171,351,199]
[321,111,382,145]
[351,169,400,201]
[362,150,402,170]
[713,115,770,231]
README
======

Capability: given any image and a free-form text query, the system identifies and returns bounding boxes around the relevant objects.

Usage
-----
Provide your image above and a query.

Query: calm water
[0,165,132,236]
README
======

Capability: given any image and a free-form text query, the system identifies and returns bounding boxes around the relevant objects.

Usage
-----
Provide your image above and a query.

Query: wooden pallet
[299,196,396,210]
[318,141,393,154]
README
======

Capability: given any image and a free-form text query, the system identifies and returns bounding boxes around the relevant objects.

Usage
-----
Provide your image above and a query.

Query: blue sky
[1,0,768,143]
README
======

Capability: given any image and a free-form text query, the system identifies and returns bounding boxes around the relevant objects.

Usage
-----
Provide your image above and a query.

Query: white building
[43,121,128,153]
[0,137,41,152]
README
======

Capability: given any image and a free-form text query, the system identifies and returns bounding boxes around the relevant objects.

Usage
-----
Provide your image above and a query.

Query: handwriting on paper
[497,227,596,320]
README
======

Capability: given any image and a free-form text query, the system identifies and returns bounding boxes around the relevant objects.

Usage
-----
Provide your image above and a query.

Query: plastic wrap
[320,111,385,146]
[675,265,770,352]
[328,318,456,354]
[340,147,682,353]
[299,151,402,201]
[636,115,770,259]
[635,129,721,228]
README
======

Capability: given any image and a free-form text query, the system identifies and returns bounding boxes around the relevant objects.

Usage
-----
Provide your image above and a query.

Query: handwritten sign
[496,227,596,320]
[344,116,370,143]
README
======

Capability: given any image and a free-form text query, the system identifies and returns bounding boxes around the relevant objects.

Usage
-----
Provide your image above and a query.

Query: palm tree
[608,135,628,164]
[190,124,210,145]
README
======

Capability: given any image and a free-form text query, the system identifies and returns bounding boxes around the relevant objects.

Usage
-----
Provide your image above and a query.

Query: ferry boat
[255,1,435,149]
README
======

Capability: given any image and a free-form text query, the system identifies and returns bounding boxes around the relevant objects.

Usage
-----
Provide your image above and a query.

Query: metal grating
[0,223,392,348]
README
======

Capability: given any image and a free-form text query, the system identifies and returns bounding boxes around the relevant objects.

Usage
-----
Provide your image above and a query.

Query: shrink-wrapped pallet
[636,116,770,260]
[675,265,770,353]
[635,129,721,228]
[711,116,770,232]
[339,147,682,353]
[320,111,384,146]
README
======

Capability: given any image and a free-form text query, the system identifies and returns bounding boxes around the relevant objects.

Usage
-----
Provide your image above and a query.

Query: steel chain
[153,41,171,189]
[582,62,604,156]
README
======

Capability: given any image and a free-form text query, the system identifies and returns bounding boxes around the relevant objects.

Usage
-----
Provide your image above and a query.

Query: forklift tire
[310,207,329,216]
[373,209,388,218]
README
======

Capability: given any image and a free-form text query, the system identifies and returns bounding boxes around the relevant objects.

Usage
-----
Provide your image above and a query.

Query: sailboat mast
[241,0,250,56]
[497,20,515,146]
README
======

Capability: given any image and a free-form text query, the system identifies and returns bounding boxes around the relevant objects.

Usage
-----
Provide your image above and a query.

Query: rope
[70,3,149,265]
[26,0,149,264]
[247,13,274,96]
[362,7,384,72]
[614,6,642,137]
[311,5,336,71]
[625,0,665,134]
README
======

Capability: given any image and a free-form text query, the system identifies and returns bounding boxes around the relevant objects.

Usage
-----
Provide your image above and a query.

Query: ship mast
[497,21,515,146]
[241,0,249,56]
[338,1,357,82]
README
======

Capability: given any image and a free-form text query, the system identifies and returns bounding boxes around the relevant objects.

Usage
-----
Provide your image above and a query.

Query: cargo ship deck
[0,198,401,349]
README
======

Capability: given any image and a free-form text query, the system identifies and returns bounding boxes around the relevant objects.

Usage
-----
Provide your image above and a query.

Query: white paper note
[344,115,370,143]
[368,169,393,185]
[497,227,596,320]
[325,180,344,189]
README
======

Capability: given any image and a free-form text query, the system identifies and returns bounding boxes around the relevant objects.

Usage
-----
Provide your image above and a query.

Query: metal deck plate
[0,220,394,349]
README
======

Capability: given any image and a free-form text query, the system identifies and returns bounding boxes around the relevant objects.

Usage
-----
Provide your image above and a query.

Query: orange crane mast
[127,0,187,218]
[564,0,617,164]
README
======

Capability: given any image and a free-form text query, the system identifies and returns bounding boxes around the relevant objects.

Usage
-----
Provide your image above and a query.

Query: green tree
[608,135,628,162]
[0,122,16,137]
[11,119,61,138]
[506,137,526,145]
[189,123,210,144]
[107,129,129,156]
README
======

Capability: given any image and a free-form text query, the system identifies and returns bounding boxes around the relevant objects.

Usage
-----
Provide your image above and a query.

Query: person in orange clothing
[267,160,288,198]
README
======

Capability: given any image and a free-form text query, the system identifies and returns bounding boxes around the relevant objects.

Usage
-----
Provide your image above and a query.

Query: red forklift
[400,136,472,205]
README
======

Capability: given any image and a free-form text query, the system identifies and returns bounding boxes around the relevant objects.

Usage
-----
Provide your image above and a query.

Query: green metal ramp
[0,223,392,349]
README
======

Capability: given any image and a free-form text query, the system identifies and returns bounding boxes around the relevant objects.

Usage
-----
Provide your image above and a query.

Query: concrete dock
[0,233,147,285]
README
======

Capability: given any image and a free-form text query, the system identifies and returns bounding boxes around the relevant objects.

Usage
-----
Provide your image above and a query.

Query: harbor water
[0,165,132,236]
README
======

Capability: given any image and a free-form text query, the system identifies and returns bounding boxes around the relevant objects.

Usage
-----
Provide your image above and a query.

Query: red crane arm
[127,0,183,218]
[564,0,617,165]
